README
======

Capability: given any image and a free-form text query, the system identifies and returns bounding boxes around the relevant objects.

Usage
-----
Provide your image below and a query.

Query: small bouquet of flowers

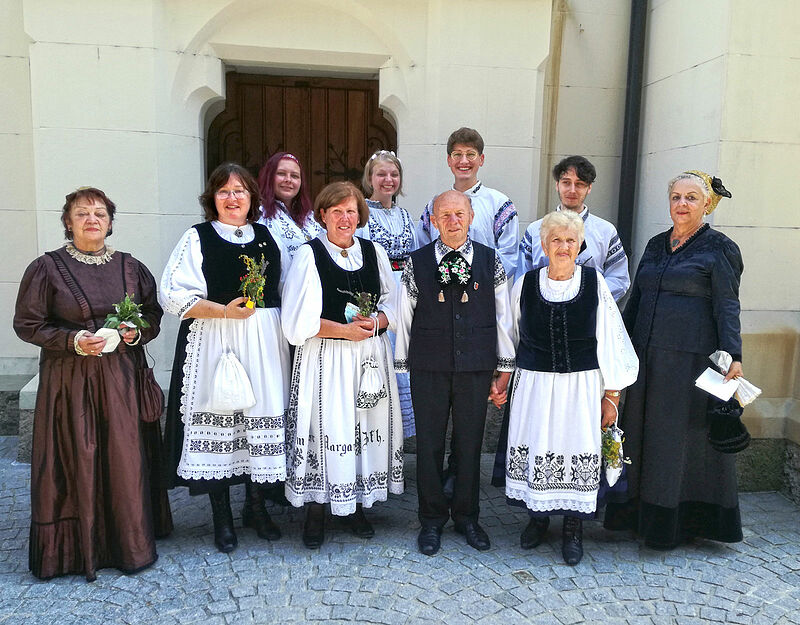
[338,289,377,323]
[97,293,150,352]
[601,424,630,487]
[239,254,269,309]
[104,293,151,331]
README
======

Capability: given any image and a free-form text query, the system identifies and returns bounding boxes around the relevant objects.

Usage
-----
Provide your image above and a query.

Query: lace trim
[394,358,409,372]
[666,222,710,255]
[505,486,597,514]
[285,483,404,517]
[65,243,115,265]
[435,237,472,262]
[73,330,90,356]
[176,465,286,483]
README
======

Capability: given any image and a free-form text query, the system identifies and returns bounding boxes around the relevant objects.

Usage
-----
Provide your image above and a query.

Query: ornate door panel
[207,73,397,199]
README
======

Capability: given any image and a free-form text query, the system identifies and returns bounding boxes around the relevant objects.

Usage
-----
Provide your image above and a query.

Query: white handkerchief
[695,367,740,401]
[95,327,121,353]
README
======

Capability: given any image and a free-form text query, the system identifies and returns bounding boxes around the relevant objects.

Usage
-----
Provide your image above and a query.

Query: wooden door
[207,73,397,200]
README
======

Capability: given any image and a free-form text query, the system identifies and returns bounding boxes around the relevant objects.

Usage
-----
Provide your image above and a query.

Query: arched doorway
[207,72,397,199]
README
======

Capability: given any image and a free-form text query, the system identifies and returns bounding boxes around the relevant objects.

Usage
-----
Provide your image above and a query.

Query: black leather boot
[345,503,374,538]
[302,503,325,549]
[242,481,281,541]
[521,516,550,549]
[262,481,290,507]
[561,516,583,566]
[208,488,237,553]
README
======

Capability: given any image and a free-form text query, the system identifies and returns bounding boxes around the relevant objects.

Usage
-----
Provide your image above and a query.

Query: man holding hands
[395,190,515,555]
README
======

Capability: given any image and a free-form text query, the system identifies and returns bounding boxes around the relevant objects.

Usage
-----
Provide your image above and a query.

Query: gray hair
[540,210,585,246]
[667,173,710,200]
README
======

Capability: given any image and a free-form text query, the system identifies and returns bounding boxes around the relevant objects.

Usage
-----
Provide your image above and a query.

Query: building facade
[1,0,798,462]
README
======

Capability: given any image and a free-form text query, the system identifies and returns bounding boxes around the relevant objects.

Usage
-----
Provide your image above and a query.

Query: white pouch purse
[603,424,626,487]
[204,320,256,413]
[356,320,387,409]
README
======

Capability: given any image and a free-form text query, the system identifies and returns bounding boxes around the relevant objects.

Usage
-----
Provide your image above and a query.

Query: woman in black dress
[160,163,290,552]
[604,170,744,549]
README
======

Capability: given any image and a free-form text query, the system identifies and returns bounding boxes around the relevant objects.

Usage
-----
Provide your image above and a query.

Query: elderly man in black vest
[395,190,515,555]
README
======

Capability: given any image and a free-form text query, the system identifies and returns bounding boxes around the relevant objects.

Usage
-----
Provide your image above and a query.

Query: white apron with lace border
[505,266,638,514]
[177,310,290,483]
[284,334,404,516]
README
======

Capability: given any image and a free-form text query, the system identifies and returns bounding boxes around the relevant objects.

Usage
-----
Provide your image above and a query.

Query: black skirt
[604,345,742,547]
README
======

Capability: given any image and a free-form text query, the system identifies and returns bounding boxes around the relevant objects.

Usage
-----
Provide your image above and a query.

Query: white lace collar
[65,243,115,265]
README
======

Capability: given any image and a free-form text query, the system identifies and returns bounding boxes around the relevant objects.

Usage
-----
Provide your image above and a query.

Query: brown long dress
[13,245,173,581]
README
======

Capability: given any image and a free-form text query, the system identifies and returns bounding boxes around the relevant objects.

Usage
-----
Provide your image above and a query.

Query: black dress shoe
[521,516,550,549]
[345,504,375,538]
[455,522,491,551]
[242,481,281,541]
[417,525,442,556]
[302,503,325,549]
[562,516,583,566]
[208,488,237,553]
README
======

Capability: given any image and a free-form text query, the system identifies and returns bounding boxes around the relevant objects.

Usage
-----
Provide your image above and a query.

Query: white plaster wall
[634,0,800,334]
[537,0,631,230]
[0,0,36,362]
[719,0,800,332]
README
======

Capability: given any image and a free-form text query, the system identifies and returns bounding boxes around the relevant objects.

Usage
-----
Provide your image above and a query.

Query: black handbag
[707,398,750,453]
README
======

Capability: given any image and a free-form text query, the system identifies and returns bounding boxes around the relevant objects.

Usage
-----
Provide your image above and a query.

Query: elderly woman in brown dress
[13,187,172,581]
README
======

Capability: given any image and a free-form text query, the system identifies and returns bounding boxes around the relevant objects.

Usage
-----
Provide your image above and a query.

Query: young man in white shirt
[518,155,630,301]
[418,127,519,278]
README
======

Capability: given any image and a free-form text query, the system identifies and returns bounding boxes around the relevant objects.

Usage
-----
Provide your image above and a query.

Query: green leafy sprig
[601,426,631,470]
[239,254,269,308]
[337,289,377,316]
[103,293,151,330]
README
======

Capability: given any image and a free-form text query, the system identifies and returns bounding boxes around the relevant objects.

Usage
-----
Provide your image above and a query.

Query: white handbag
[356,320,387,409]
[204,320,256,413]
[603,424,626,487]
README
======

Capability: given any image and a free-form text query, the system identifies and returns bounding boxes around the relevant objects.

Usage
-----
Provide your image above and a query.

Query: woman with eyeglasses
[160,162,291,552]
[356,150,418,437]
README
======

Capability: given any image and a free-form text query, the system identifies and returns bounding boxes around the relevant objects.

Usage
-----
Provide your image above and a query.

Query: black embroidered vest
[516,267,599,373]
[307,237,380,324]
[408,241,497,372]
[194,222,281,307]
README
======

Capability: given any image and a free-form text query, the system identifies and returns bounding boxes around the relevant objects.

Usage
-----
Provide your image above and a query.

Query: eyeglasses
[449,151,480,161]
[215,189,250,199]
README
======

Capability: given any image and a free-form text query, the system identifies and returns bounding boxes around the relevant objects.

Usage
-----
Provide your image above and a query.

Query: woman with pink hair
[257,152,323,258]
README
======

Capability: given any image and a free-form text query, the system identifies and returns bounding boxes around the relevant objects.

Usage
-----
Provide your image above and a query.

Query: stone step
[0,374,36,437]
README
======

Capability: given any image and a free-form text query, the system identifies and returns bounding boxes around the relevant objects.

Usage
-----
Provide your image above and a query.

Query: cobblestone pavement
[1,436,799,625]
